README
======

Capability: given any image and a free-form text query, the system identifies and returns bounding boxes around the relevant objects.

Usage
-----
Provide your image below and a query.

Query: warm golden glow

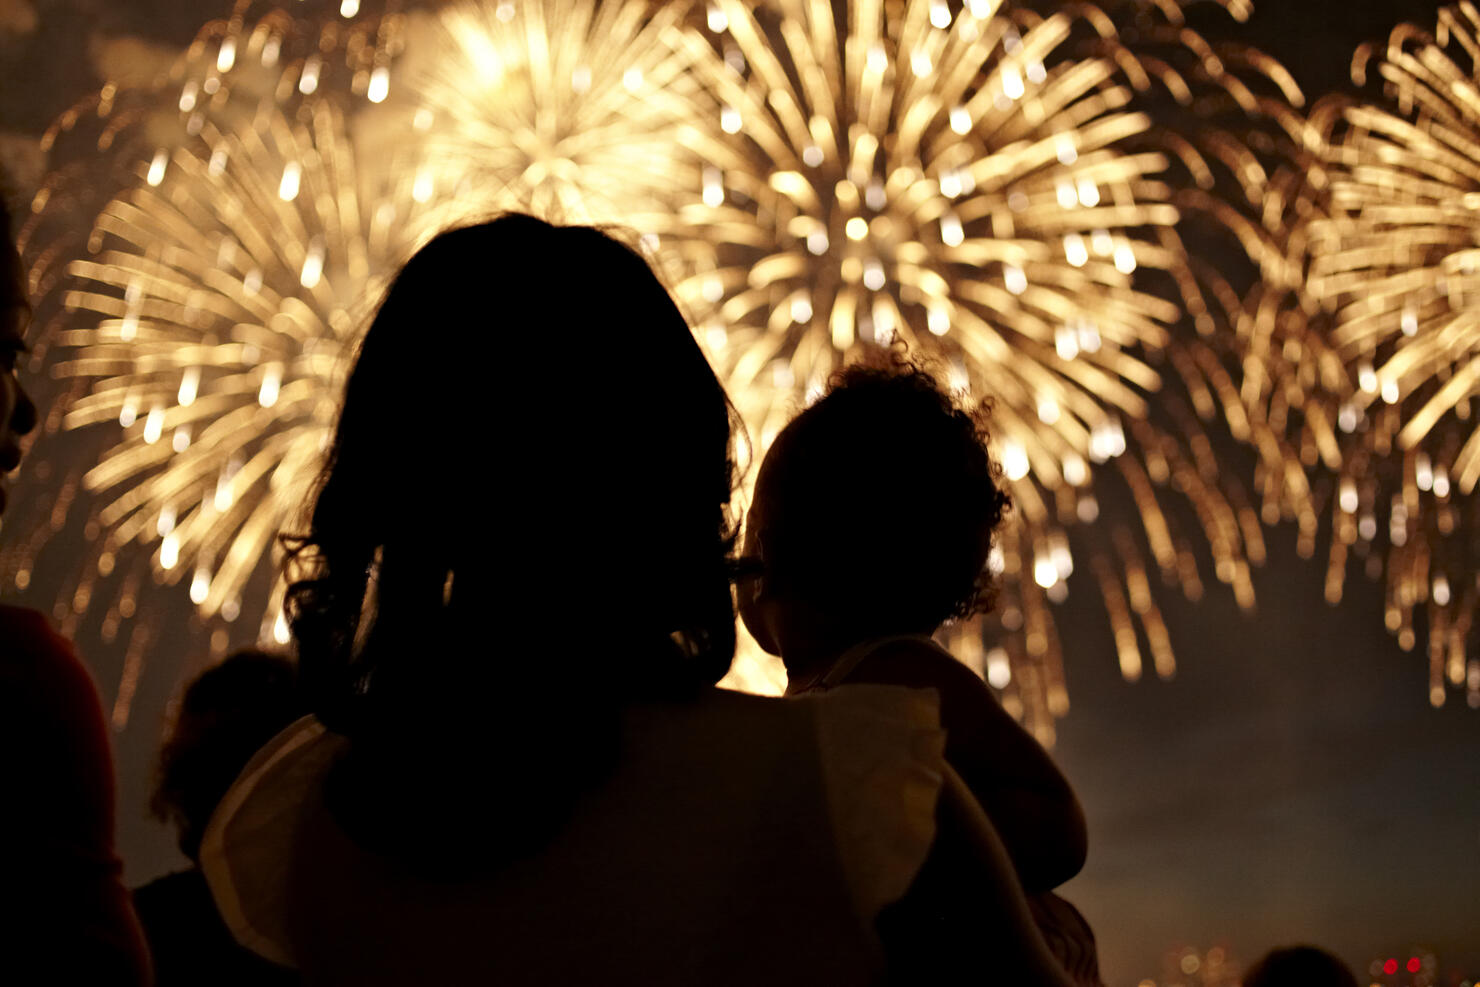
[411,0,707,227]
[57,100,430,631]
[673,0,1182,459]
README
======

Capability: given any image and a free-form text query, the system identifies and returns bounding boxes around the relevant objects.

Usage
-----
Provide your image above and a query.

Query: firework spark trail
[1298,4,1480,707]
[660,0,1291,738]
[60,100,430,624]
[1209,86,1352,605]
[1055,4,1320,696]
[1,3,415,725]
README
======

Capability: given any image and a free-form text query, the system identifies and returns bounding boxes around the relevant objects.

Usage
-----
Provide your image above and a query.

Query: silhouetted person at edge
[1243,946,1360,987]
[199,215,1073,986]
[134,650,303,986]
[739,359,1103,985]
[0,187,150,981]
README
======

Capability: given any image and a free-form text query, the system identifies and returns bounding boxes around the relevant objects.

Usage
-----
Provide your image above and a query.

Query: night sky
[1051,2,1479,979]
[1,1,1476,983]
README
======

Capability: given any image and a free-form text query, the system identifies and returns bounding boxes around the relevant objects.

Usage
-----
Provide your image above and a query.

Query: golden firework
[675,0,1180,449]
[1300,5,1480,707]
[1,4,413,724]
[667,0,1283,738]
[409,0,708,227]
[59,101,430,631]
[1063,5,1316,700]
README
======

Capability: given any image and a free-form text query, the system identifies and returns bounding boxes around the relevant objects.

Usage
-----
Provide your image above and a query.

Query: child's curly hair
[150,651,303,860]
[756,355,1011,634]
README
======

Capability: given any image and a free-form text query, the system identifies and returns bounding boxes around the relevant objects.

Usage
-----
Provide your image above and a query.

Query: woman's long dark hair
[283,215,743,871]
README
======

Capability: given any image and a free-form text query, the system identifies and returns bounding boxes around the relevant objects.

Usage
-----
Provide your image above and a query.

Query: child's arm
[851,640,1088,893]
[877,763,1077,987]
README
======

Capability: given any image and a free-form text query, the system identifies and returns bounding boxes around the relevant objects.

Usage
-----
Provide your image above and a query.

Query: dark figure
[0,193,35,519]
[1242,946,1360,987]
[199,216,1071,986]
[0,186,150,982]
[134,650,304,986]
[739,358,1101,983]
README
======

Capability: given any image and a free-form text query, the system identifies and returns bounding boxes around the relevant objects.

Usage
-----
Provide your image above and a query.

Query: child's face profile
[737,445,784,656]
[0,239,35,518]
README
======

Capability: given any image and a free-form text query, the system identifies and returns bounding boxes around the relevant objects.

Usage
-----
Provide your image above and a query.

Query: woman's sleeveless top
[201,685,945,987]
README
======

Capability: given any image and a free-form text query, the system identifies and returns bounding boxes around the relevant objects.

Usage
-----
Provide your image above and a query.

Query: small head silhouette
[0,188,38,516]
[1242,946,1360,987]
[740,358,1009,662]
[151,650,303,861]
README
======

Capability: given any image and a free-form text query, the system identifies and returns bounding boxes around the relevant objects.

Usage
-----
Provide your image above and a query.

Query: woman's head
[287,215,743,867]
[288,214,742,728]
[741,358,1009,652]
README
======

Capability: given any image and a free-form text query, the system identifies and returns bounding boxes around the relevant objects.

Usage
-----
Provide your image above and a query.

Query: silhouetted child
[133,650,304,986]
[740,359,1101,984]
[1243,946,1360,987]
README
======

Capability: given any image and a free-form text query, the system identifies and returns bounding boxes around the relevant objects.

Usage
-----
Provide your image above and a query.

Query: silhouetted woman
[201,215,1069,986]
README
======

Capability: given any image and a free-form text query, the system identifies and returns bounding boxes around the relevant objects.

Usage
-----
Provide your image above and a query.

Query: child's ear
[753,530,781,592]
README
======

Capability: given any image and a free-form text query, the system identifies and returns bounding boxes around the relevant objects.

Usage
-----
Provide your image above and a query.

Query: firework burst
[408,0,709,227]
[1,4,418,724]
[675,0,1180,451]
[1298,5,1480,707]
[664,0,1287,737]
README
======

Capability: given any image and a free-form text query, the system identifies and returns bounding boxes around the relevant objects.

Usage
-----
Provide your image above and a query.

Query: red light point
[1384,959,1399,976]
[1407,958,1422,974]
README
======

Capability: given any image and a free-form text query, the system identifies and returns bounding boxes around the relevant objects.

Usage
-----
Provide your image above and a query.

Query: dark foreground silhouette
[135,650,304,986]
[200,215,1073,986]
[1243,945,1361,987]
[1,179,150,984]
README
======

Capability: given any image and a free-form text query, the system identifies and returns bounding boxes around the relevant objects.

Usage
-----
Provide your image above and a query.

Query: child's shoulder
[850,636,993,701]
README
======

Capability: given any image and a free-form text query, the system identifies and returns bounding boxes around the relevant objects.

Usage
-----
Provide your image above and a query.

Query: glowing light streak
[414,0,706,227]
[21,88,431,650]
